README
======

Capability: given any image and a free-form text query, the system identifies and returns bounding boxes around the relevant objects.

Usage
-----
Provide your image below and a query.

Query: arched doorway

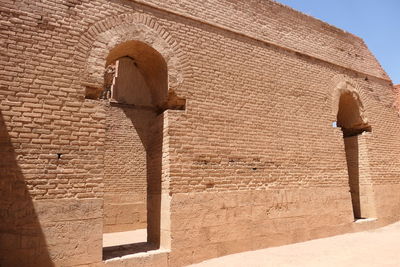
[101,41,168,258]
[336,91,371,220]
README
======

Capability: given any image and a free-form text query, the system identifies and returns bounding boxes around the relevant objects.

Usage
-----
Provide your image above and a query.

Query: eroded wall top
[131,0,389,80]
[395,84,400,112]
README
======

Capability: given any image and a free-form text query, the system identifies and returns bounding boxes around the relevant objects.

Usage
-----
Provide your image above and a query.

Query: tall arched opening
[336,91,372,220]
[101,41,168,258]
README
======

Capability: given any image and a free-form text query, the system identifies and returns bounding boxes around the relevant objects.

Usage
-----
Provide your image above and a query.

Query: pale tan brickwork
[1,0,400,267]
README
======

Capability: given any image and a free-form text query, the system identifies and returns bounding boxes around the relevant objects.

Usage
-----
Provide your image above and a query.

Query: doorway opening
[336,91,371,220]
[101,41,168,259]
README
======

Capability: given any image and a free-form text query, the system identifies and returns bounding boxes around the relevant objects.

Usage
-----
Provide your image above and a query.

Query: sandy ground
[190,221,400,267]
[103,229,147,247]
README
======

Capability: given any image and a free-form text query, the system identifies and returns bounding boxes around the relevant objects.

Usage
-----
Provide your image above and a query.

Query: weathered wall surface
[130,0,389,80]
[1,0,400,267]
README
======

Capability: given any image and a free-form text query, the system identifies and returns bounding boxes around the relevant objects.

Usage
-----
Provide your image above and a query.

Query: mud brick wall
[162,17,400,264]
[1,0,400,266]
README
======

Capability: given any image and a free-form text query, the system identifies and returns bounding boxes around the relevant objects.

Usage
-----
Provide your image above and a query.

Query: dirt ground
[190,221,400,267]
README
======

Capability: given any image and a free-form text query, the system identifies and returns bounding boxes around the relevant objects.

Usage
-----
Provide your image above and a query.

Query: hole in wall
[205,183,215,189]
[85,86,103,100]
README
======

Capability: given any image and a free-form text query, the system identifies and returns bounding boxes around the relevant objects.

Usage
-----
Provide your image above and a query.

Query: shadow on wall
[0,110,53,267]
[139,110,164,247]
[343,136,361,219]
[120,106,164,247]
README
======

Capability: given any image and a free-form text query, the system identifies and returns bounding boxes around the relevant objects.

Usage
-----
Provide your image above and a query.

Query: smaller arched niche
[335,88,374,220]
[336,91,371,137]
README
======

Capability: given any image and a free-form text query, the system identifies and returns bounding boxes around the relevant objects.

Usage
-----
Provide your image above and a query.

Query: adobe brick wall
[1,0,400,267]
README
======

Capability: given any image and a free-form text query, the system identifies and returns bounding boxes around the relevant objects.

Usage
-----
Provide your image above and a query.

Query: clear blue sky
[275,0,400,84]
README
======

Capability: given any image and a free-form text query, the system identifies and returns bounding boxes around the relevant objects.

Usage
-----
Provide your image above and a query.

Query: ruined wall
[130,0,388,80]
[1,0,400,267]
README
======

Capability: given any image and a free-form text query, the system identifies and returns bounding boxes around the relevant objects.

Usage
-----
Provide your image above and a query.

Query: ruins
[1,0,400,266]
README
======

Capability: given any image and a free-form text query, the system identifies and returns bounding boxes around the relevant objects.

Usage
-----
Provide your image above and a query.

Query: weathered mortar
[1,0,400,266]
